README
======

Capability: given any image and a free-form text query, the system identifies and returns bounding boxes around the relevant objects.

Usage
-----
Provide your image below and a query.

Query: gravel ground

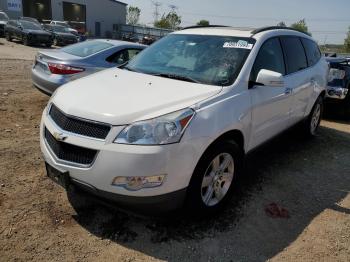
[0,39,350,262]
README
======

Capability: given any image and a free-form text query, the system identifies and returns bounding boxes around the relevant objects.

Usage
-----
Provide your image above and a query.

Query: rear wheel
[304,96,323,136]
[185,140,243,215]
[45,42,52,48]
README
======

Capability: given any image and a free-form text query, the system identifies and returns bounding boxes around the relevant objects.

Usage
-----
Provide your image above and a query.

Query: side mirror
[255,69,284,87]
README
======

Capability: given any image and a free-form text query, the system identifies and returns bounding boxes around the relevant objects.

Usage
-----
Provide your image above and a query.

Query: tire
[5,32,11,42]
[304,96,323,136]
[45,42,52,48]
[341,86,350,118]
[185,140,243,216]
[23,36,29,46]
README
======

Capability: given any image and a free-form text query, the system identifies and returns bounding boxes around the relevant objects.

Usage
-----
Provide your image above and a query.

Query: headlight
[328,68,345,82]
[115,108,195,145]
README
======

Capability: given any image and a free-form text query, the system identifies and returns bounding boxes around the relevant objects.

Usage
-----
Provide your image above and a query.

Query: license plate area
[45,162,70,188]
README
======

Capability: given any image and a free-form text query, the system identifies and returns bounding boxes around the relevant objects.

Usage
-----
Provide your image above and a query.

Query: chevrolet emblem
[53,132,67,142]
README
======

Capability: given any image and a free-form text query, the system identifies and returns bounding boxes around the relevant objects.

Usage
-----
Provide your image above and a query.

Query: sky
[121,0,350,44]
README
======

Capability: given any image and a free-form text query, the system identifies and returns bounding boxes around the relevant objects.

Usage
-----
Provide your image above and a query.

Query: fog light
[111,175,166,191]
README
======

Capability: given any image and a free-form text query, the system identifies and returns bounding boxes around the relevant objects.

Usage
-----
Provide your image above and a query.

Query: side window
[251,38,285,81]
[301,38,321,67]
[127,49,141,60]
[106,49,141,65]
[280,37,308,74]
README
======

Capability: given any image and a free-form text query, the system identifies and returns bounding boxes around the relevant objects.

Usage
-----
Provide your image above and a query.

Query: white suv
[40,26,328,214]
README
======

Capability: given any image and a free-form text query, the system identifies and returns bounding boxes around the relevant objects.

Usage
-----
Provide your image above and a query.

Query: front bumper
[58,38,78,46]
[40,108,205,211]
[326,85,348,100]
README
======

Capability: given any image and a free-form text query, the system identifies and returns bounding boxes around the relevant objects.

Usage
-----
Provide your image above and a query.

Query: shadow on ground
[67,122,350,261]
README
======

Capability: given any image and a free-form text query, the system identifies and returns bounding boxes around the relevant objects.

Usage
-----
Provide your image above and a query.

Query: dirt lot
[0,38,350,262]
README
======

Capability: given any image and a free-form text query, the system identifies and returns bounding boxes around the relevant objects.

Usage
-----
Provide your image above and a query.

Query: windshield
[0,13,9,21]
[61,40,113,57]
[126,34,255,86]
[21,21,42,30]
[51,25,69,33]
[56,22,68,27]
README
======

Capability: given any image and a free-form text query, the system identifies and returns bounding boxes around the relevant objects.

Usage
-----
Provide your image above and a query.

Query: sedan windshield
[51,25,69,33]
[21,21,42,30]
[126,34,255,86]
[61,40,113,57]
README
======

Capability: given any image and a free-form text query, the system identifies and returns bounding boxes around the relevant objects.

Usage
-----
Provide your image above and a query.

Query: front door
[249,37,292,149]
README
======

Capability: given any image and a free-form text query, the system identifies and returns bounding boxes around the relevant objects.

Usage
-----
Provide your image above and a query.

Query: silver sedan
[32,39,146,95]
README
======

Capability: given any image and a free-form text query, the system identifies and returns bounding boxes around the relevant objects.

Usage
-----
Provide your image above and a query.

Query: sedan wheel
[23,36,29,46]
[201,153,234,207]
[5,32,11,41]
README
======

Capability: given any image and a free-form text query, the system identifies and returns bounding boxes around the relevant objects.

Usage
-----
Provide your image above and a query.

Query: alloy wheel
[201,153,234,207]
[310,103,321,135]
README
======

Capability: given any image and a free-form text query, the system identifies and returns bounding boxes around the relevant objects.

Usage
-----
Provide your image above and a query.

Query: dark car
[325,57,350,117]
[5,20,53,47]
[0,11,9,36]
[43,24,77,46]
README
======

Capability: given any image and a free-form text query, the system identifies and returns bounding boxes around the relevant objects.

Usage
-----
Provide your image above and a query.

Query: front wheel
[304,96,323,136]
[185,140,243,215]
[5,32,12,41]
[23,36,29,46]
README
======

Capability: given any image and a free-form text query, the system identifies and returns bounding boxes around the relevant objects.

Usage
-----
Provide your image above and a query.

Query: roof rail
[251,26,310,36]
[182,25,230,30]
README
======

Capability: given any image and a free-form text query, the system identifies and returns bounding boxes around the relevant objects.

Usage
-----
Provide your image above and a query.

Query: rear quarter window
[61,41,113,57]
[301,38,321,67]
[280,37,308,74]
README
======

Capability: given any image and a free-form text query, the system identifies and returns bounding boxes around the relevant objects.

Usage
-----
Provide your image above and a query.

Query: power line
[181,11,350,23]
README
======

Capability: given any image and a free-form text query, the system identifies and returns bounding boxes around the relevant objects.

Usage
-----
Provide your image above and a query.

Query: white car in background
[50,20,78,36]
[40,26,328,215]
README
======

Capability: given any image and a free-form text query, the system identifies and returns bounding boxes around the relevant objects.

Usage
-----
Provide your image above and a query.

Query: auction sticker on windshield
[223,40,253,49]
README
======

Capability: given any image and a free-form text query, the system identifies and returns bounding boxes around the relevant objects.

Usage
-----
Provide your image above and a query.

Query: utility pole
[151,1,162,24]
[169,4,178,13]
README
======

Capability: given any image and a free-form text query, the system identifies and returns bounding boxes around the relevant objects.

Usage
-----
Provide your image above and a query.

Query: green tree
[290,19,311,36]
[197,20,210,26]
[277,21,286,27]
[154,11,181,30]
[126,6,141,25]
[344,26,350,52]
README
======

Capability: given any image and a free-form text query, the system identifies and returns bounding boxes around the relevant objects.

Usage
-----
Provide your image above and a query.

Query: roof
[176,25,312,39]
[109,0,127,6]
[92,39,146,47]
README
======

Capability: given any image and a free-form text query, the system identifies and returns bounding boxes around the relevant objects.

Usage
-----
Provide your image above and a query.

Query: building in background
[0,0,126,37]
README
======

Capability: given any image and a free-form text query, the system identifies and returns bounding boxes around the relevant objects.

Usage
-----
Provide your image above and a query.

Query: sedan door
[249,37,292,149]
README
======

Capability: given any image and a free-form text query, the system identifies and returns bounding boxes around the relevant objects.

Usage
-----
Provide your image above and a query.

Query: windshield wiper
[154,73,200,83]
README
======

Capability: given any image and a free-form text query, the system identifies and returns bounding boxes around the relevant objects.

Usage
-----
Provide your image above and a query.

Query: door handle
[285,88,292,95]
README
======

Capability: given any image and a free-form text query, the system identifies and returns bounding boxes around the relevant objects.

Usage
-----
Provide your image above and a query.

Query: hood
[24,29,51,35]
[52,68,222,125]
[55,32,76,38]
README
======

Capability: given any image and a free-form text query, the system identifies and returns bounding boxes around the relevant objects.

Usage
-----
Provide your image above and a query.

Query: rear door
[249,37,292,148]
[280,36,313,124]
